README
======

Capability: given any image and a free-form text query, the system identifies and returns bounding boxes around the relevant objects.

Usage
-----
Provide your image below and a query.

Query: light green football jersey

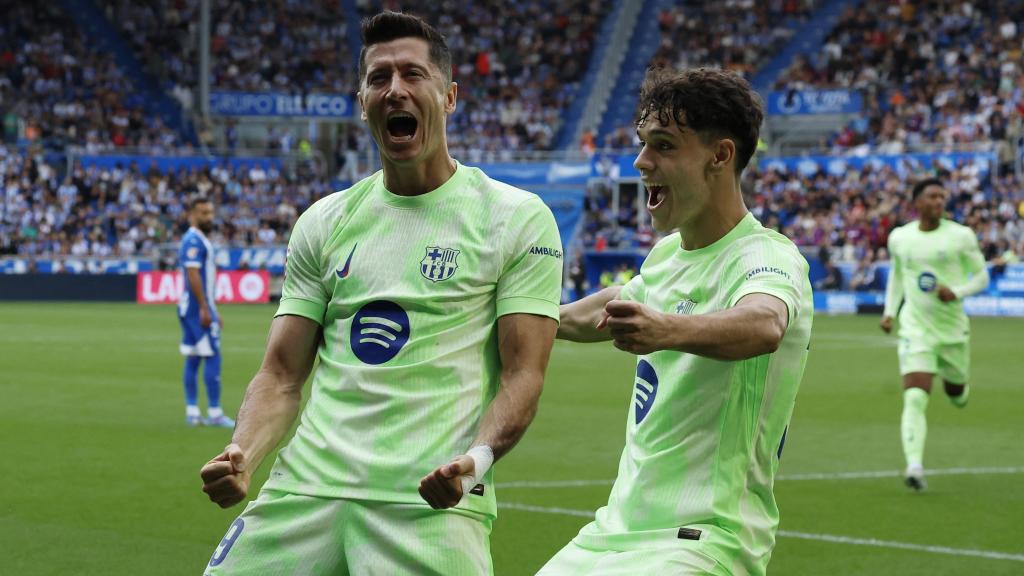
[883,219,987,345]
[265,163,562,518]
[575,213,813,575]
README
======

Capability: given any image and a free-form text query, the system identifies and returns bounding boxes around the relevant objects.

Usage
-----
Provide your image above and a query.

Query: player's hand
[603,300,670,355]
[879,315,893,334]
[418,455,475,510]
[936,285,957,302]
[201,443,250,508]
[200,306,213,328]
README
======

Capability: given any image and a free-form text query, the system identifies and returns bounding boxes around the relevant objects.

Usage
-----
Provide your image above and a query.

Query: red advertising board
[137,271,270,304]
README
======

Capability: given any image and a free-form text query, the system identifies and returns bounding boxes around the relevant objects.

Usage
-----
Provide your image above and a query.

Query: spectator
[0,145,333,261]
[0,1,185,153]
[849,250,882,291]
[774,0,1024,159]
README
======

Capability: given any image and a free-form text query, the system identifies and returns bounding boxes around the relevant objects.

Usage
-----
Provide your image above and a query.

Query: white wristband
[460,444,494,495]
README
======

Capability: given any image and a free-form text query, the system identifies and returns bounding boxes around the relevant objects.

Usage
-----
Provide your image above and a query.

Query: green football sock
[901,387,930,468]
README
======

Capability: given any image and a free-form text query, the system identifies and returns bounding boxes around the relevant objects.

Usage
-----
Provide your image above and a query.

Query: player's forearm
[663,304,786,361]
[557,286,621,342]
[471,369,544,460]
[882,269,902,318]
[951,267,989,299]
[229,371,304,471]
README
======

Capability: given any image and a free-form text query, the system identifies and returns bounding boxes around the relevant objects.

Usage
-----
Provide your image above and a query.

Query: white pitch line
[496,465,1024,489]
[776,530,1024,562]
[499,502,595,518]
[497,479,614,489]
[777,465,1024,481]
[498,503,1024,562]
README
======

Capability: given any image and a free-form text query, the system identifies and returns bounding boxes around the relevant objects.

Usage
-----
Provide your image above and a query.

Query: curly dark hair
[636,67,764,174]
[358,11,452,84]
[911,177,944,201]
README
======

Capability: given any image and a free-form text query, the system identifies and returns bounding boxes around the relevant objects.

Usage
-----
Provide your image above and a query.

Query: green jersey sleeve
[951,226,990,299]
[728,237,809,325]
[276,203,330,324]
[883,228,904,318]
[495,197,562,321]
[618,273,645,303]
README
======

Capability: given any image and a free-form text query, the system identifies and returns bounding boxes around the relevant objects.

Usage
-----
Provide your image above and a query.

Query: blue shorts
[179,314,220,357]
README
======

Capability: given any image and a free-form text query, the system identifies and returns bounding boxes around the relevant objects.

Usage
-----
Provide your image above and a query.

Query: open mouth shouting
[386,111,419,143]
[645,182,667,211]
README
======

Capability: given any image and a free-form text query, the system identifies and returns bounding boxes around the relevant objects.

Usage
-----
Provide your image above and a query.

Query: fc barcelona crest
[421,246,460,282]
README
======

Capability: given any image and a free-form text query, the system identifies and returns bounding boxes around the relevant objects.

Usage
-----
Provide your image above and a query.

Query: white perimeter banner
[137,271,270,304]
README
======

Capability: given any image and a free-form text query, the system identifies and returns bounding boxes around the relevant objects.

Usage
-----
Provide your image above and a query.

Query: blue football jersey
[178,227,217,319]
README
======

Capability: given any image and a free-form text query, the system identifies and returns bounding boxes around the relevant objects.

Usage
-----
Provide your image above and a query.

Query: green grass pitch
[2,302,1022,575]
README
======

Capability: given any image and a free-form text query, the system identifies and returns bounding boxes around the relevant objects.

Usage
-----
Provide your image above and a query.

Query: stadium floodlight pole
[199,0,210,122]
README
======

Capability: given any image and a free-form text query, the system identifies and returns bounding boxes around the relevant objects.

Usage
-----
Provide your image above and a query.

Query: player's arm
[477,312,557,457]
[939,230,990,302]
[418,312,557,509]
[186,266,212,327]
[603,293,788,361]
[200,314,321,508]
[881,236,902,333]
[557,286,621,342]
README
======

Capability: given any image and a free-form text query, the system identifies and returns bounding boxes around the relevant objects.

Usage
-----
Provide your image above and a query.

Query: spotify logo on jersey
[634,360,659,424]
[917,272,937,292]
[351,300,410,364]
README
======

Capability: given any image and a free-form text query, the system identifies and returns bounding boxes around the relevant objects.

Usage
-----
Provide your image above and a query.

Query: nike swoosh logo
[336,244,357,278]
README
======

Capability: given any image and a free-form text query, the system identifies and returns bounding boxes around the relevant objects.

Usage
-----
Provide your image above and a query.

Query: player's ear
[444,81,458,115]
[709,139,735,173]
[357,90,368,122]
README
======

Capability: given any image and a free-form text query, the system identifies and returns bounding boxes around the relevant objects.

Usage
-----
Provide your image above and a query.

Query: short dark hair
[358,11,452,84]
[189,195,211,210]
[911,177,944,201]
[636,67,764,174]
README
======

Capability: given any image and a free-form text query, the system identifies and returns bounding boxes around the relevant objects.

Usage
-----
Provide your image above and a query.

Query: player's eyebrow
[637,127,682,140]
[367,60,432,75]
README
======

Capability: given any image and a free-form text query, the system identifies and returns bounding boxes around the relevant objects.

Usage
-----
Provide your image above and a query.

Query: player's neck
[918,218,941,232]
[381,152,457,197]
[679,186,748,251]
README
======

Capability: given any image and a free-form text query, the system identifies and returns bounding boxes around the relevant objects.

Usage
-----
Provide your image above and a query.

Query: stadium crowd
[582,161,1023,280]
[774,0,1024,156]
[0,1,186,154]
[651,0,815,76]
[0,145,332,260]
[99,0,355,99]
[80,0,615,155]
[598,0,816,150]
[3,0,1023,290]
[746,164,1023,264]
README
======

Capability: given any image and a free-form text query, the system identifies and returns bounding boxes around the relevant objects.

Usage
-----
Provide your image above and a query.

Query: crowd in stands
[0,1,186,154]
[100,0,355,101]
[596,0,815,150]
[0,145,332,260]
[774,0,1024,156]
[366,0,611,154]
[71,0,615,157]
[4,0,1024,293]
[652,0,814,77]
[581,160,1023,286]
[745,163,1023,286]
